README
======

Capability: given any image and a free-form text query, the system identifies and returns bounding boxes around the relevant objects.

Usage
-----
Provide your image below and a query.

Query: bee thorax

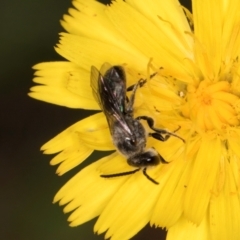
[112,119,146,157]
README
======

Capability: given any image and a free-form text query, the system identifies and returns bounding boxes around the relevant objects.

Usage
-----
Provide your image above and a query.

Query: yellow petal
[51,143,92,175]
[184,135,221,224]
[62,0,105,36]
[42,113,113,153]
[41,113,115,174]
[192,0,222,77]
[29,62,98,109]
[127,0,192,54]
[209,160,240,240]
[228,130,240,158]
[95,170,162,240]
[97,152,133,174]
[54,155,127,226]
[56,33,148,73]
[62,0,142,58]
[221,0,240,60]
[151,156,186,228]
[167,215,210,240]
[106,0,192,82]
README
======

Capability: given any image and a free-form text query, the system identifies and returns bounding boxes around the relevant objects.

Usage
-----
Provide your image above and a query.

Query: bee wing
[99,62,112,76]
[102,63,127,111]
[91,65,103,108]
[91,63,115,108]
[91,64,132,136]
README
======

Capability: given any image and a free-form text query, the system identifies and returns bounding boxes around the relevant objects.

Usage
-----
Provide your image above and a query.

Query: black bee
[91,63,184,184]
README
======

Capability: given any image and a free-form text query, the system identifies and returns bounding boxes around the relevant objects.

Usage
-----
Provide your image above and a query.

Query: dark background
[0,0,191,239]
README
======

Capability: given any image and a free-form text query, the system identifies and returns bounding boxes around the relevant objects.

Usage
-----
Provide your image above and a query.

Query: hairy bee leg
[142,168,159,185]
[100,168,141,179]
[136,116,185,142]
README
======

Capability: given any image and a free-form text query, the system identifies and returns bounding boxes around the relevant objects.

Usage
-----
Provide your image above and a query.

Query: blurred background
[0,0,191,239]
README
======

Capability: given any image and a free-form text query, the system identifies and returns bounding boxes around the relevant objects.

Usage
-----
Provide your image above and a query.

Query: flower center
[181,80,240,131]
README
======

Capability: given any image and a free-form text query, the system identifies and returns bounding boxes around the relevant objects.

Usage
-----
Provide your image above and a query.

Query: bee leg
[126,73,157,108]
[126,78,147,91]
[126,72,157,91]
[136,116,185,142]
[142,168,159,185]
[100,168,140,178]
[149,132,170,141]
[125,80,142,112]
[125,78,146,104]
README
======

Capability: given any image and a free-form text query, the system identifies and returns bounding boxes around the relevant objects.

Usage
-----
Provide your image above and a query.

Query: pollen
[181,79,240,131]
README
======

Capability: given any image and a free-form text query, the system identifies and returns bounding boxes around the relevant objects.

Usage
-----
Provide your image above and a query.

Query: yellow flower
[29,0,240,239]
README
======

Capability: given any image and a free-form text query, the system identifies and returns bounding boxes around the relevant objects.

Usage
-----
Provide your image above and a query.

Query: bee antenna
[142,168,159,185]
[100,168,141,179]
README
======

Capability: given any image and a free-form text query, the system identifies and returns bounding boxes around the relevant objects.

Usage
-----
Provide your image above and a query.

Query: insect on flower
[91,63,184,184]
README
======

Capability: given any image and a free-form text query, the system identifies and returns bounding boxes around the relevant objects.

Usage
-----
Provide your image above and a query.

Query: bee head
[127,148,165,167]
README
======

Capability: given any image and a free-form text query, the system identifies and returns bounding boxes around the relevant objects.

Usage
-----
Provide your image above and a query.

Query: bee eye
[139,150,160,166]
[125,137,135,145]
